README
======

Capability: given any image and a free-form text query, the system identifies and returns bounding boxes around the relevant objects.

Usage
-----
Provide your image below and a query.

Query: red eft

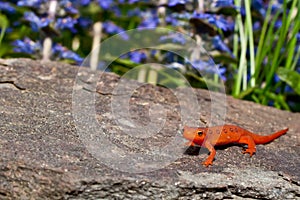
[183,125,288,167]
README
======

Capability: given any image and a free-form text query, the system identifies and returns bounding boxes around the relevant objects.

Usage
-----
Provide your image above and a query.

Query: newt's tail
[252,128,288,144]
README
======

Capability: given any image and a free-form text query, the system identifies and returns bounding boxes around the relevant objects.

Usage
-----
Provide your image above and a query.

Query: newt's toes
[242,149,256,156]
[202,161,213,167]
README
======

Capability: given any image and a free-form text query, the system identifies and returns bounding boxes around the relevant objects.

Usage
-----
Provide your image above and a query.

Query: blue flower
[192,11,212,19]
[52,44,83,64]
[60,1,79,14]
[128,51,147,63]
[110,6,121,17]
[168,0,188,7]
[274,20,282,29]
[56,17,78,33]
[213,36,234,56]
[296,33,300,44]
[164,52,177,63]
[77,17,92,28]
[252,0,266,16]
[24,12,51,32]
[79,0,91,6]
[208,16,234,32]
[253,21,261,31]
[274,74,294,93]
[192,11,234,32]
[128,8,141,17]
[213,0,234,7]
[159,32,186,44]
[166,15,179,26]
[190,60,226,80]
[138,10,159,28]
[97,0,113,9]
[102,21,129,40]
[128,0,140,3]
[0,2,16,13]
[191,60,215,72]
[17,0,45,8]
[271,1,283,14]
[12,38,41,54]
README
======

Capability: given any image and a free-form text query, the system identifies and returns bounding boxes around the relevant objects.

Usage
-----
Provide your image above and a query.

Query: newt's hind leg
[238,135,256,156]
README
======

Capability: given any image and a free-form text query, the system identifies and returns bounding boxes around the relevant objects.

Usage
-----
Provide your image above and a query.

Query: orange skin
[183,125,288,167]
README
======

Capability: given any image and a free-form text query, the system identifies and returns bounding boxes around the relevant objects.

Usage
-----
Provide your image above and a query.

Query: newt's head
[183,126,207,145]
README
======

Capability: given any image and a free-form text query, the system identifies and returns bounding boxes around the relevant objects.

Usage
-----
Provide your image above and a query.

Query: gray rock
[0,59,299,199]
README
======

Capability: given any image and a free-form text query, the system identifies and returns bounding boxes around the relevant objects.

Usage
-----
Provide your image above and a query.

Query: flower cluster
[0,0,299,110]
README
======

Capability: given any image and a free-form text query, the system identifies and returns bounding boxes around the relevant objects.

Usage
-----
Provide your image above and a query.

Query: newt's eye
[197,131,203,136]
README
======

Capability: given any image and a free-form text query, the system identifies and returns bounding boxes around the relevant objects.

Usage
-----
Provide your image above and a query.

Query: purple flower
[0,2,16,13]
[12,37,41,54]
[53,44,83,64]
[128,51,147,63]
[24,12,51,32]
[102,21,129,40]
[56,17,78,33]
[17,0,45,8]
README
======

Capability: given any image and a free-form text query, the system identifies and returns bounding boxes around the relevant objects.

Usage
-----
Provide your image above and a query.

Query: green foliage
[232,0,300,111]
[277,67,300,95]
[0,13,9,56]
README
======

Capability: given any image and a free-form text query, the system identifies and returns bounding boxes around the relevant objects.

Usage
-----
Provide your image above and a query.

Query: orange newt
[183,125,288,167]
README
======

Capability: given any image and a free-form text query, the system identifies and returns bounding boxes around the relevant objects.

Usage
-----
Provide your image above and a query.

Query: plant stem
[245,0,255,87]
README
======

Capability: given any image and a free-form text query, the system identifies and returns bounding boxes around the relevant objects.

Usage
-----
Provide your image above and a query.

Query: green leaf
[277,67,300,95]
[211,51,238,65]
[0,14,9,28]
[216,7,238,16]
[0,14,9,51]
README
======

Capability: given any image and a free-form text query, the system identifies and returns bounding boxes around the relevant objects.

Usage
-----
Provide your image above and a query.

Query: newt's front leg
[238,135,256,156]
[202,141,216,167]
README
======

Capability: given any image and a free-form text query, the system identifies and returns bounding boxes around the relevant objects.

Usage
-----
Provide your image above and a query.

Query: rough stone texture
[0,58,299,199]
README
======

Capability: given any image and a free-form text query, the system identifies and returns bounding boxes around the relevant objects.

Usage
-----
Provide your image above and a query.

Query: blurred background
[0,0,299,111]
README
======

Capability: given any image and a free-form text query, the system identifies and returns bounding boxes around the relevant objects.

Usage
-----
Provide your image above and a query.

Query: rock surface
[0,58,299,199]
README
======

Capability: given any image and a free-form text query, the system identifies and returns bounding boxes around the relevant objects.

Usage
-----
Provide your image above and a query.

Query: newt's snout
[183,126,205,142]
